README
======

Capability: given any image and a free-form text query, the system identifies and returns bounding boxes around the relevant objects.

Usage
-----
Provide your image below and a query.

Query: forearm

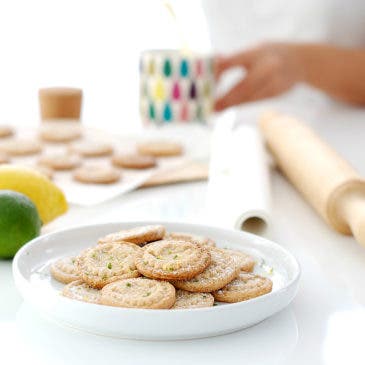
[295,44,365,105]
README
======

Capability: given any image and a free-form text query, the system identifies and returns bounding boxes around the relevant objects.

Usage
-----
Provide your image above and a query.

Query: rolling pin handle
[337,186,365,247]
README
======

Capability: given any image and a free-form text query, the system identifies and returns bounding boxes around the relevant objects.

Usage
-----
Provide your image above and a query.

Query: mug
[139,50,214,125]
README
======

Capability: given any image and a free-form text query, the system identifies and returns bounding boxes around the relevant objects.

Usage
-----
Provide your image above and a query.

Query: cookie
[0,138,42,156]
[135,240,211,280]
[172,289,214,309]
[221,248,255,272]
[98,225,165,245]
[15,164,54,179]
[173,247,240,292]
[69,140,113,157]
[62,280,101,304]
[112,152,156,169]
[38,153,81,170]
[31,164,54,179]
[100,278,176,309]
[212,272,273,303]
[137,140,183,157]
[73,164,120,184]
[164,232,216,247]
[0,152,10,164]
[0,125,14,138]
[39,121,82,142]
[76,243,142,289]
[50,256,80,284]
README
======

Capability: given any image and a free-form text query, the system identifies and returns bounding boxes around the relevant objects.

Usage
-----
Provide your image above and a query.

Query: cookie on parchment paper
[112,152,156,169]
[73,164,120,184]
[0,125,14,138]
[137,140,183,157]
[0,138,42,156]
[38,153,81,170]
[0,152,10,164]
[39,121,82,143]
[69,140,113,157]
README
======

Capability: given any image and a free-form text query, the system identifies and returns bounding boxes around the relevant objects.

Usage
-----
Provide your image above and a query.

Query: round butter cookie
[164,232,216,247]
[112,152,156,169]
[69,140,113,157]
[98,225,165,245]
[0,125,14,138]
[100,278,175,309]
[73,164,120,184]
[0,152,10,164]
[212,272,273,303]
[220,248,255,272]
[172,289,214,309]
[62,280,101,304]
[77,243,142,289]
[50,256,80,284]
[32,164,54,179]
[38,153,81,170]
[0,138,42,156]
[39,121,82,143]
[173,247,240,292]
[135,240,211,280]
[137,140,183,157]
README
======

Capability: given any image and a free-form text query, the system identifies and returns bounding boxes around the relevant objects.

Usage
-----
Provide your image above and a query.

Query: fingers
[248,78,286,102]
[214,48,258,79]
[214,80,249,111]
[214,62,269,111]
[215,76,289,111]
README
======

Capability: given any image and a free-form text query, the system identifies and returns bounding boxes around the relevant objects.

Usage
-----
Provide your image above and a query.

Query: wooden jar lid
[39,87,82,121]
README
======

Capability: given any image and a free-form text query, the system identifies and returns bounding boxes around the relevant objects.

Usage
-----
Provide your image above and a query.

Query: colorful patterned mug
[139,50,214,125]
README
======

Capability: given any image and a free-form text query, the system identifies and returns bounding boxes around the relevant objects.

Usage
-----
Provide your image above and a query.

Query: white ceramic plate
[13,221,300,340]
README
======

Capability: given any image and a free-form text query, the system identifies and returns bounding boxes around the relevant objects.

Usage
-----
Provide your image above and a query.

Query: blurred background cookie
[31,164,54,179]
[38,153,81,170]
[0,125,14,138]
[39,121,82,143]
[0,152,10,164]
[69,140,113,157]
[112,152,156,169]
[73,164,121,184]
[137,140,183,157]
[0,138,42,156]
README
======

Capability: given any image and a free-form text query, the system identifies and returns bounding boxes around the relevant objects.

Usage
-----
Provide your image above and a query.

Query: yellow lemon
[0,165,68,224]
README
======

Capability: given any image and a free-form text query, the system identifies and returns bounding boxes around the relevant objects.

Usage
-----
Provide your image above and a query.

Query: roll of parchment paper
[206,111,271,234]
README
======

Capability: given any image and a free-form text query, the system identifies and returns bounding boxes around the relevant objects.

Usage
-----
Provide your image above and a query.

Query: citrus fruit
[0,164,68,224]
[0,190,41,258]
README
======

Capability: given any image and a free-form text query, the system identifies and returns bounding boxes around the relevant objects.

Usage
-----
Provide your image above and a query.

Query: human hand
[214,42,305,111]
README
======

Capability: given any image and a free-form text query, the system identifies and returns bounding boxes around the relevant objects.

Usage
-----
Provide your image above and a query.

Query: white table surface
[2,97,365,365]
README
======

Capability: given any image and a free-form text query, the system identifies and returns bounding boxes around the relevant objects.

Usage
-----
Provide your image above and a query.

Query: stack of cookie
[51,224,273,309]
[0,121,183,185]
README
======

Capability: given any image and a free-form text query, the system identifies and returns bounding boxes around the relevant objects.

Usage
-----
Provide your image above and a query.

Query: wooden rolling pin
[259,111,365,246]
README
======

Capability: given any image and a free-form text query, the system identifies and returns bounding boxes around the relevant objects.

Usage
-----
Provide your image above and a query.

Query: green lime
[0,190,41,259]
